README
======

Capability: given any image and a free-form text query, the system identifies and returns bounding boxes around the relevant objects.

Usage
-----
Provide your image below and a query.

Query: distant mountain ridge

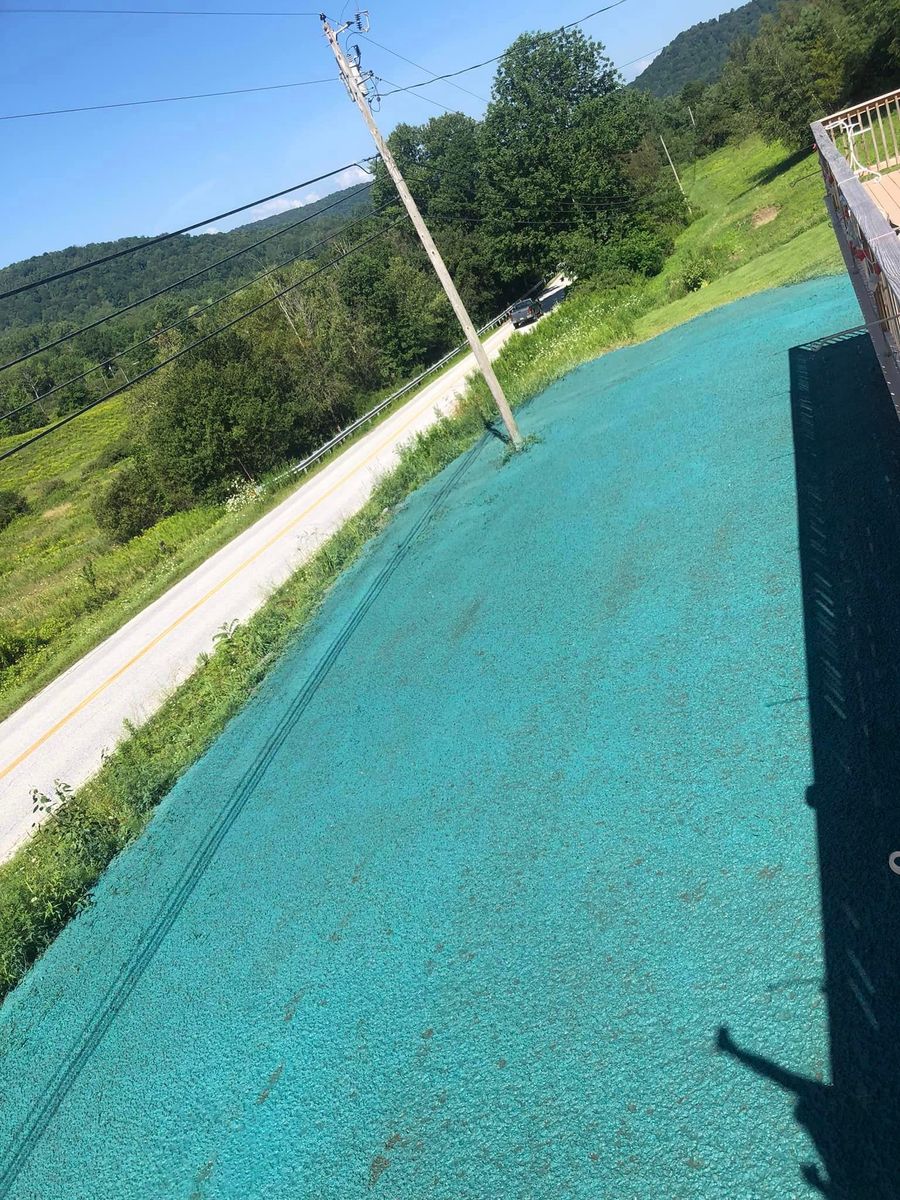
[0,184,373,335]
[632,0,779,97]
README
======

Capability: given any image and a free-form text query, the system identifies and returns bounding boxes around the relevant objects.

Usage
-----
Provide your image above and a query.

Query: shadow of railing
[717,330,900,1198]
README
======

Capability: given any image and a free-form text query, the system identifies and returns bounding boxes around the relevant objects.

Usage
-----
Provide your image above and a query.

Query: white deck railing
[813,94,900,407]
[821,88,900,179]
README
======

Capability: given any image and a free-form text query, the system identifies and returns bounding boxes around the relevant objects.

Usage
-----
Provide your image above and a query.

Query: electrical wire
[0,199,398,426]
[561,0,628,29]
[0,217,407,464]
[379,0,630,98]
[357,33,489,104]
[0,182,374,373]
[2,7,323,15]
[377,51,503,96]
[0,18,661,134]
[0,161,374,303]
[619,46,665,70]
[0,32,659,125]
[1,77,336,120]
[376,76,456,114]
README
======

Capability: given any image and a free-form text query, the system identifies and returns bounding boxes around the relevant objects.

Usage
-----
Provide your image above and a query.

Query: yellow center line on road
[0,367,473,784]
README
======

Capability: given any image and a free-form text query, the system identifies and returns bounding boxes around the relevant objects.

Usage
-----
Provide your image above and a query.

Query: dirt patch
[752,205,779,228]
[42,503,73,520]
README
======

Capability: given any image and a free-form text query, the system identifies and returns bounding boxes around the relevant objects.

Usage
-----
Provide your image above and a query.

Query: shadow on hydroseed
[717,331,900,1199]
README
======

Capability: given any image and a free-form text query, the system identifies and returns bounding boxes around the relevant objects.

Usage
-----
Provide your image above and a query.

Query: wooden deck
[864,169,900,230]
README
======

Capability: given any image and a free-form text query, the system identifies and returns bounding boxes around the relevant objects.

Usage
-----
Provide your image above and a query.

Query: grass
[635,135,842,336]
[0,133,847,999]
[0,326,505,721]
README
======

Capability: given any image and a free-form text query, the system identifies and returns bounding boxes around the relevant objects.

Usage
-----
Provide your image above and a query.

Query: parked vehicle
[509,299,542,328]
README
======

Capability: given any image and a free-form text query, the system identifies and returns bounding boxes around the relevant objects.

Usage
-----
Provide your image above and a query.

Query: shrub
[92,462,164,543]
[88,440,131,473]
[0,625,46,670]
[36,476,66,502]
[677,242,735,294]
[616,228,673,278]
[0,490,27,532]
[678,250,713,293]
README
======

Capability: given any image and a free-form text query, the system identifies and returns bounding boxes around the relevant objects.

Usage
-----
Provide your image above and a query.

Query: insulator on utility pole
[321,12,524,450]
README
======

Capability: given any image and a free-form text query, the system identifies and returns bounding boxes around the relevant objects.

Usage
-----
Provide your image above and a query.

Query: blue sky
[0,0,730,266]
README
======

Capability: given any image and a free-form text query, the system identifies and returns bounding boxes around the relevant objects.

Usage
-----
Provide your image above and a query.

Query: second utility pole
[321,14,523,449]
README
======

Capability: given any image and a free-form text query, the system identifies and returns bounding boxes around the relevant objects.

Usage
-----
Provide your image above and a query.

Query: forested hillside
[0,183,372,332]
[1,26,685,474]
[0,27,684,453]
[633,0,778,96]
[660,0,900,152]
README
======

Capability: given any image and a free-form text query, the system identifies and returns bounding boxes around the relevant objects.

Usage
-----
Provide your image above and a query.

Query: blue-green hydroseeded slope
[0,276,864,1198]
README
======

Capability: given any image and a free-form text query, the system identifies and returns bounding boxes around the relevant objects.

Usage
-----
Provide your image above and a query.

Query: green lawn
[636,135,842,337]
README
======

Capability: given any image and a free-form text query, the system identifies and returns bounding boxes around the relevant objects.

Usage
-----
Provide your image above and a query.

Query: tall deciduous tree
[373,113,499,319]
[480,29,638,290]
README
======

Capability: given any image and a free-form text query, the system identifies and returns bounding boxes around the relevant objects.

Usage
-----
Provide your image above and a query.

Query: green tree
[479,29,666,291]
[373,112,500,319]
[743,3,846,147]
[92,463,164,542]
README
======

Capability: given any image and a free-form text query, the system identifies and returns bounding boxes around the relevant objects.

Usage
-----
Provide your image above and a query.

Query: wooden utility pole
[659,134,691,213]
[321,13,523,449]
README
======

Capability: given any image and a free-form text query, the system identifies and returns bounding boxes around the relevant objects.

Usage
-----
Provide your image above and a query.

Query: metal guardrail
[270,305,513,486]
[812,112,900,407]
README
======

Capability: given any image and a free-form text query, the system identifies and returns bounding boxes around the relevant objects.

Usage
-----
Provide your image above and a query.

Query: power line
[0,182,374,373]
[378,52,501,97]
[2,7,323,15]
[0,198,397,426]
[0,161,373,303]
[0,218,406,464]
[379,0,630,98]
[358,33,489,104]
[1,40,667,123]
[561,0,628,29]
[619,46,664,70]
[1,77,336,120]
[322,15,522,448]
[376,76,456,115]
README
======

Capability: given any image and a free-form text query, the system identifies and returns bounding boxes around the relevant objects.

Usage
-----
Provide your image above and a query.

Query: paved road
[0,308,548,861]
